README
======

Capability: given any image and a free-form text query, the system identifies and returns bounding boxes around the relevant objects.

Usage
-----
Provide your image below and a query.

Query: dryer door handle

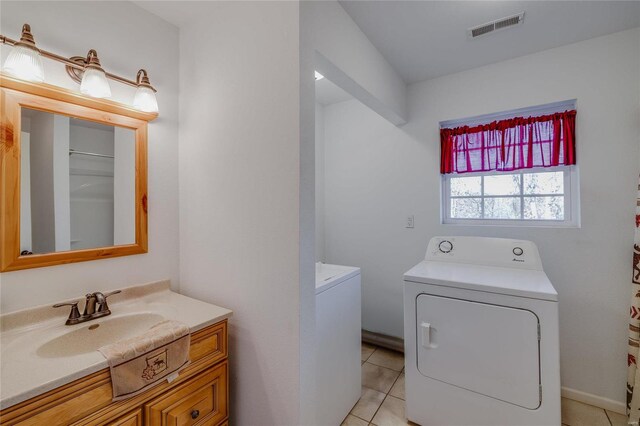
[421,322,432,348]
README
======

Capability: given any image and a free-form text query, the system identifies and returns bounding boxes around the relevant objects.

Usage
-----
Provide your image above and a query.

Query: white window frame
[441,166,580,227]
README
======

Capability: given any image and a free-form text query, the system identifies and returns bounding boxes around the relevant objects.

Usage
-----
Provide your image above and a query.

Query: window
[442,167,579,226]
[440,101,579,227]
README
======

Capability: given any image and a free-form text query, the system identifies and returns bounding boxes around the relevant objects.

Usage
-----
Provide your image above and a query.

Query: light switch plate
[406,215,414,228]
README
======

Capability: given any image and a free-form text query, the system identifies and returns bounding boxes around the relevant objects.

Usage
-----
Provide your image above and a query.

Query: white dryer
[403,236,560,426]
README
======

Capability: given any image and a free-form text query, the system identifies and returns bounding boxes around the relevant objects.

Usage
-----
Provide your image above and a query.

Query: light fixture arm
[136,69,157,93]
[1,31,145,90]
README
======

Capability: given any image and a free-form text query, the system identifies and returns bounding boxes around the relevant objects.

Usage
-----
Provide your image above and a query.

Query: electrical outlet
[406,215,414,228]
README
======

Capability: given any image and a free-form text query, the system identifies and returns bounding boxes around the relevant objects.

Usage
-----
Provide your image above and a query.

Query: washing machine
[403,236,560,426]
[315,263,361,426]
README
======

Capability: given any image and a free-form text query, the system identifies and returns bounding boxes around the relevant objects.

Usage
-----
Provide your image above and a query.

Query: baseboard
[561,387,625,414]
[362,329,404,353]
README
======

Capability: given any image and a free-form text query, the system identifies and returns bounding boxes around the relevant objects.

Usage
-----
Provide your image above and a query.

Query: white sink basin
[36,313,165,358]
[0,280,233,410]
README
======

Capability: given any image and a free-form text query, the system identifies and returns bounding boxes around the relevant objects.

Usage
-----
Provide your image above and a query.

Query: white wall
[303,1,407,126]
[315,103,325,262]
[322,28,640,406]
[0,1,180,313]
[300,3,409,420]
[177,3,304,424]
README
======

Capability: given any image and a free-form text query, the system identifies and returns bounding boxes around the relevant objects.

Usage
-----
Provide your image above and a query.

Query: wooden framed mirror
[0,75,157,272]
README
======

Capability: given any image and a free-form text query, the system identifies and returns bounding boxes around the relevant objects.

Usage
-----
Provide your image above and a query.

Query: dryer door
[416,294,540,409]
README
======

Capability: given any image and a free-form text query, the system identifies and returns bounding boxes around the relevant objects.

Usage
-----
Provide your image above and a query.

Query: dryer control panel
[426,236,543,271]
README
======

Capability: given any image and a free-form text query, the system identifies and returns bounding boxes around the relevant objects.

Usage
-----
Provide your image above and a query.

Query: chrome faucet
[53,290,121,325]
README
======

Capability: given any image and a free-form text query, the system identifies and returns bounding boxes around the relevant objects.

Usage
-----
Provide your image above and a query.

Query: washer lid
[404,260,557,301]
[316,263,360,294]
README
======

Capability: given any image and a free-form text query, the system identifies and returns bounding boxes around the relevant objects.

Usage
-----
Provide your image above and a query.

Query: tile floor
[342,343,628,426]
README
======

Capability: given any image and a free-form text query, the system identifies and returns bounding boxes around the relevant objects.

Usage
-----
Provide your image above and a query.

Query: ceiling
[136,1,640,86]
[339,1,640,84]
[316,76,353,106]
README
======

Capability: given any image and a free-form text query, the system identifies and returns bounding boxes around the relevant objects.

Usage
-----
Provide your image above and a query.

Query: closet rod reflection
[69,149,114,159]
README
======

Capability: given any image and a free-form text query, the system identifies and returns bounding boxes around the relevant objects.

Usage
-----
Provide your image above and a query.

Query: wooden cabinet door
[195,415,227,426]
[106,409,143,426]
[145,362,227,426]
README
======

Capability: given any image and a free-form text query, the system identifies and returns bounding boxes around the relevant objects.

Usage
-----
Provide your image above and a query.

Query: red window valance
[440,110,576,174]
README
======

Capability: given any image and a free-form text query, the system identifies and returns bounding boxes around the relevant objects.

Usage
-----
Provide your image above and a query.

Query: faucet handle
[97,290,121,313]
[52,300,81,308]
[53,301,82,325]
[104,290,122,298]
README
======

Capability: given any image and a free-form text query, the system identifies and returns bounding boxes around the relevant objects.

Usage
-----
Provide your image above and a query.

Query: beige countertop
[0,280,232,410]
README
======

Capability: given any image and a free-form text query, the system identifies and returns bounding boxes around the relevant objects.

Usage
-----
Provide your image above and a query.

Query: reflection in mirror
[19,108,135,255]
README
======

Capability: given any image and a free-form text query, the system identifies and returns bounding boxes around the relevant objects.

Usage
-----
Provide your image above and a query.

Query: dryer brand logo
[512,258,525,263]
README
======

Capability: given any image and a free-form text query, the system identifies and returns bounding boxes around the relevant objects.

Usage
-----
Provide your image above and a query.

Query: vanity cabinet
[107,410,143,426]
[0,320,229,426]
[144,361,227,426]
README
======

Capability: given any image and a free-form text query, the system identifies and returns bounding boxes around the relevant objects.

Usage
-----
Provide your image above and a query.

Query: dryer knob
[513,247,524,256]
[438,240,453,254]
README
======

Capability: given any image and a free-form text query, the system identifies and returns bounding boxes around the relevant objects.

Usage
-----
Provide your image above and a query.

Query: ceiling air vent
[468,12,525,39]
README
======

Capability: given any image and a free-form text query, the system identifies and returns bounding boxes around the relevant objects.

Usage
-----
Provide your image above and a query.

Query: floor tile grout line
[369,391,390,426]
[603,409,613,426]
[362,345,376,364]
[350,344,406,426]
[351,413,372,423]
[350,396,377,425]
[365,346,405,372]
[367,359,404,372]
[363,360,402,375]
[386,368,404,400]
[368,359,404,425]
[351,384,389,423]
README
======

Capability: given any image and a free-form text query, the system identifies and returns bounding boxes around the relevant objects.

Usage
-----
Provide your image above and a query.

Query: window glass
[484,197,521,219]
[444,169,576,226]
[523,172,563,195]
[484,174,520,196]
[450,176,481,196]
[451,198,482,219]
[523,196,564,220]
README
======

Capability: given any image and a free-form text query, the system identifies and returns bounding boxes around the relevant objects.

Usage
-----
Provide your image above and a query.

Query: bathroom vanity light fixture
[2,24,44,82]
[1,23,159,112]
[133,69,158,113]
[78,50,111,98]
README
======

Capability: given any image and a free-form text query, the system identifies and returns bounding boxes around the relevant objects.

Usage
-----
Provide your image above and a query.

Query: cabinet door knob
[191,409,200,419]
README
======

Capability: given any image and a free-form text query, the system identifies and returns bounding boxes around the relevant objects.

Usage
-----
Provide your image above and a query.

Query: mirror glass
[19,108,136,255]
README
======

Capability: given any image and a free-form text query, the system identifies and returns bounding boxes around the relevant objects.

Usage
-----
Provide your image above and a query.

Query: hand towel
[98,319,190,401]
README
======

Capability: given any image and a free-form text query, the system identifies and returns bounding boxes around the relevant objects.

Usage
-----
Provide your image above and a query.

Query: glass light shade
[80,67,111,98]
[133,85,159,113]
[3,44,44,82]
